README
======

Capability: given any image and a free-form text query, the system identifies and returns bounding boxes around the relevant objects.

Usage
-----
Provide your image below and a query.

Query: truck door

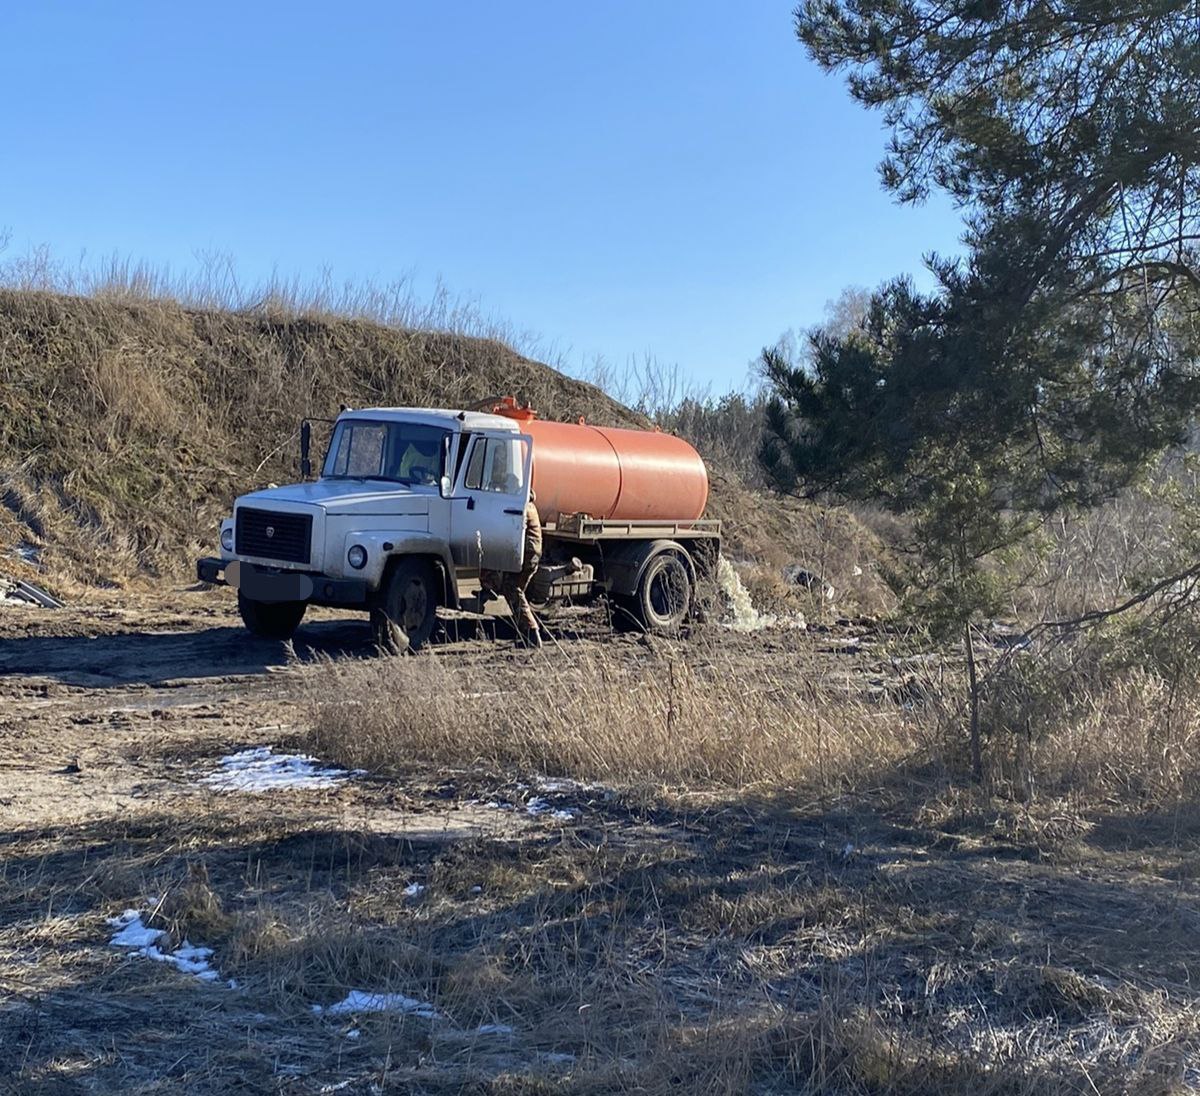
[449,432,533,572]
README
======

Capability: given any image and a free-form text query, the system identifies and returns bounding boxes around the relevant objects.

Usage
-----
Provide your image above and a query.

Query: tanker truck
[195,398,721,650]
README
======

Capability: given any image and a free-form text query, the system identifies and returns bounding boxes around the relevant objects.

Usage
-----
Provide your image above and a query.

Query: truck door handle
[503,508,523,515]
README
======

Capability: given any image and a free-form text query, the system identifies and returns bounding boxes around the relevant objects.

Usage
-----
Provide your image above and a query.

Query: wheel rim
[400,577,429,631]
[647,559,689,625]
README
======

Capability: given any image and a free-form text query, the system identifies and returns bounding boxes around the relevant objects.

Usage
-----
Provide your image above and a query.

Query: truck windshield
[322,420,449,486]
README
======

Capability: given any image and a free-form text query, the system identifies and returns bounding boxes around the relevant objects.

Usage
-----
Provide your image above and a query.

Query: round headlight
[220,527,234,552]
[348,545,368,570]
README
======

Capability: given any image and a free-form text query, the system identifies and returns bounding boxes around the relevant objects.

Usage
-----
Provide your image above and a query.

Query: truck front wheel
[238,592,306,640]
[618,551,693,635]
[372,558,438,654]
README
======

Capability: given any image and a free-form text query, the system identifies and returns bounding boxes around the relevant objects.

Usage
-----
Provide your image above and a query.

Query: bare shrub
[978,630,1200,804]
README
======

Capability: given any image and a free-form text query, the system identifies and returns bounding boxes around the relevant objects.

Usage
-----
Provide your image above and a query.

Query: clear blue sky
[1,1,962,391]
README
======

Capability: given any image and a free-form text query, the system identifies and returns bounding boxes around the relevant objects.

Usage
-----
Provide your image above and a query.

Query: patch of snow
[201,746,360,793]
[535,777,578,794]
[313,990,441,1019]
[106,910,220,982]
[144,942,219,981]
[108,909,163,948]
[403,882,426,897]
[476,1023,514,1036]
[525,797,576,822]
[8,542,41,566]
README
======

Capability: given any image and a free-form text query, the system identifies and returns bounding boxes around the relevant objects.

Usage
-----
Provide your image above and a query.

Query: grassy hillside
[0,289,889,607]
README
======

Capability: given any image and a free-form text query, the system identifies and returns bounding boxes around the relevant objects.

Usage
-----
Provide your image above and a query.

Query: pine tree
[763,1,1200,777]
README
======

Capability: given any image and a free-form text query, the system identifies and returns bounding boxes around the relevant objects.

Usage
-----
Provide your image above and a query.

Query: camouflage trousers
[481,551,541,636]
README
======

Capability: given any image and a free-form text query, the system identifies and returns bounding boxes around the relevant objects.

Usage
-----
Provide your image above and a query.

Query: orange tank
[491,398,709,524]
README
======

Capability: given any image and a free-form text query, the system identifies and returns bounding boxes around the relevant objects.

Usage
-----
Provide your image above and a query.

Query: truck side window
[464,437,524,494]
[464,438,488,490]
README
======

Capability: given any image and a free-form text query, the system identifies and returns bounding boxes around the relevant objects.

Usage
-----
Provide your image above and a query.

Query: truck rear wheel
[238,592,306,640]
[619,551,693,635]
[372,558,438,654]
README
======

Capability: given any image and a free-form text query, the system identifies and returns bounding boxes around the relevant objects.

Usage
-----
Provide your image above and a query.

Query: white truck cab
[198,405,721,649]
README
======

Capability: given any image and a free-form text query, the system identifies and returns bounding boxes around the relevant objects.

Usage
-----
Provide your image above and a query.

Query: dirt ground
[2,588,1200,1094]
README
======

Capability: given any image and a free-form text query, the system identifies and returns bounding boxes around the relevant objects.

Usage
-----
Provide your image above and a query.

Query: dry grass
[0,287,635,586]
[0,281,890,608]
[302,633,922,792]
[7,778,1200,1093]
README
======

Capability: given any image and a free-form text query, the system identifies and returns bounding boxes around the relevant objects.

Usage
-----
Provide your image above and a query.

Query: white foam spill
[313,990,441,1019]
[717,558,806,632]
[201,746,360,792]
[107,909,220,982]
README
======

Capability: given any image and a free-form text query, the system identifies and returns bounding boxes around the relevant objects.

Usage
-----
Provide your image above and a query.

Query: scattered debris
[201,746,360,793]
[0,574,63,609]
[985,624,1034,650]
[403,882,426,897]
[106,910,220,982]
[783,564,836,601]
[312,990,441,1019]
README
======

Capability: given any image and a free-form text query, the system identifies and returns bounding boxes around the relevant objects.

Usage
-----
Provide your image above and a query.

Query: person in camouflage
[502,491,543,648]
[479,491,543,648]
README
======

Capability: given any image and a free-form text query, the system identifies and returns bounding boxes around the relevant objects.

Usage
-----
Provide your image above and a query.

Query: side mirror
[300,421,312,479]
[440,474,452,498]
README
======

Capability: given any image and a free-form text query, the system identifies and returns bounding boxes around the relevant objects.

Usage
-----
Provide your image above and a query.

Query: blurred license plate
[226,561,313,603]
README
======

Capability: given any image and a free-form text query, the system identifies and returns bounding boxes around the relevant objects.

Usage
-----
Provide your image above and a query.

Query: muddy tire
[619,552,693,635]
[238,592,306,640]
[371,558,438,654]
[609,594,643,633]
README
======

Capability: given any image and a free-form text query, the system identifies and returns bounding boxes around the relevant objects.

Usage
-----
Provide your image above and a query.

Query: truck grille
[235,507,313,565]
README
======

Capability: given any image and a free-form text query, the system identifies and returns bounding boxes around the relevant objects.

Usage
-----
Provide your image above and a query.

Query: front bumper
[196,557,368,607]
